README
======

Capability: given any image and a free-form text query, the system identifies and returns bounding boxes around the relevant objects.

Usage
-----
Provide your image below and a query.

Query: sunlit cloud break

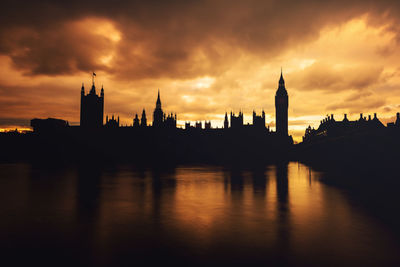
[1,1,400,142]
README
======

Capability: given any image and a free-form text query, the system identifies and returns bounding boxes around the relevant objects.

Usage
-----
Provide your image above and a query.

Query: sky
[1,0,400,142]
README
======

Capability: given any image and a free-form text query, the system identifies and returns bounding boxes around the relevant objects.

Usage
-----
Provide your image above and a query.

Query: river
[0,162,398,266]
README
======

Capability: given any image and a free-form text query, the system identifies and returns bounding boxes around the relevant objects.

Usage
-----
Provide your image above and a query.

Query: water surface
[0,162,398,266]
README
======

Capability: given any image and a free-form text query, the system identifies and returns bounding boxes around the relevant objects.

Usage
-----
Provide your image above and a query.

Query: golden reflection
[173,167,227,244]
[1,162,398,265]
[150,163,368,250]
[80,162,400,265]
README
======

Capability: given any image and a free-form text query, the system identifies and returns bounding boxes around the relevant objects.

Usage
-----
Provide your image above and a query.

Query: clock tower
[275,70,288,136]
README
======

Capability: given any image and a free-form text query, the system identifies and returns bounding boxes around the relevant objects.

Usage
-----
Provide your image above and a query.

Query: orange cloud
[1,1,400,143]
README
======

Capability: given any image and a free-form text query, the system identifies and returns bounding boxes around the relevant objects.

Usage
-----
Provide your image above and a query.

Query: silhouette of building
[152,90,176,128]
[230,111,243,129]
[35,71,293,138]
[275,71,288,136]
[141,109,147,127]
[80,81,104,129]
[76,73,288,134]
[224,112,229,129]
[253,110,266,129]
[387,112,400,128]
[105,115,119,128]
[303,113,387,142]
[25,69,298,164]
[153,90,164,127]
[133,114,140,127]
[165,113,177,128]
[31,118,69,132]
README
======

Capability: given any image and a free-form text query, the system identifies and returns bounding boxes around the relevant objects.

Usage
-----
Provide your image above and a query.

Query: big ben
[275,71,288,136]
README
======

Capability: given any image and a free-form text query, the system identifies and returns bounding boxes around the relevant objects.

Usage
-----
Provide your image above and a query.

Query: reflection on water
[0,162,399,266]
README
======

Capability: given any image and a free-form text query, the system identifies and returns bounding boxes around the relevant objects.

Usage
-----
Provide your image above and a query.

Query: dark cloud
[2,0,400,141]
[0,81,79,125]
[290,61,384,92]
[0,118,31,128]
[0,21,115,75]
[344,91,373,102]
[326,95,386,112]
[383,106,392,112]
[0,0,399,79]
[287,119,317,126]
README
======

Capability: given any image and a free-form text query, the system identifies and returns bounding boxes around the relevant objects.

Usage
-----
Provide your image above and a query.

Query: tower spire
[90,72,96,94]
[279,68,284,85]
[92,72,96,86]
[156,89,161,107]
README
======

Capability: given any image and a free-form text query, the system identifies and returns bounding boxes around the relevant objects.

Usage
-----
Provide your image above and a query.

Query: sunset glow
[1,2,400,142]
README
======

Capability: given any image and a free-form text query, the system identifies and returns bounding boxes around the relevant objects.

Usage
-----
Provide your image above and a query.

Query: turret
[343,114,349,122]
[279,71,285,87]
[80,83,85,125]
[153,89,164,127]
[90,83,96,95]
[156,89,161,109]
[224,112,229,129]
[81,83,85,96]
[141,109,147,127]
[133,113,140,127]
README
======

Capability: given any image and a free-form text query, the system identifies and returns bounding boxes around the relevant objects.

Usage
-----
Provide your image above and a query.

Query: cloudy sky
[1,0,400,141]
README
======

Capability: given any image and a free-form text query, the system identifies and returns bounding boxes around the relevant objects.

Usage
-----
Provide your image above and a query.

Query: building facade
[152,90,177,128]
[80,82,104,128]
[253,110,266,129]
[230,111,243,129]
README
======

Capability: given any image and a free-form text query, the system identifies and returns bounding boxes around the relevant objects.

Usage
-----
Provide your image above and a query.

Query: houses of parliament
[77,72,290,138]
[27,71,293,163]
[23,70,400,164]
